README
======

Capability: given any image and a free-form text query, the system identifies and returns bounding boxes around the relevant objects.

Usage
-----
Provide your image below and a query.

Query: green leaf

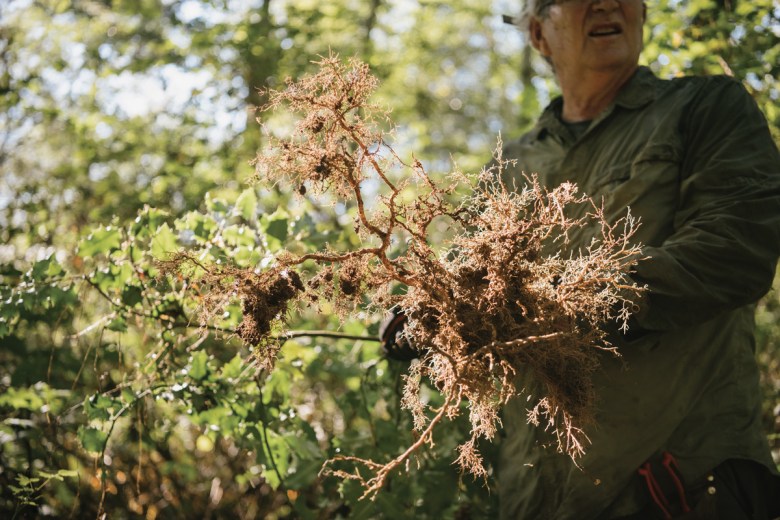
[151,223,178,259]
[340,480,382,519]
[195,406,230,430]
[177,211,217,241]
[205,193,230,215]
[262,210,289,242]
[78,426,108,454]
[283,430,321,460]
[92,264,132,294]
[223,225,257,247]
[30,256,63,279]
[16,475,41,487]
[220,354,244,380]
[133,207,170,237]
[37,470,62,481]
[84,394,119,421]
[78,227,121,258]
[120,285,144,307]
[0,321,9,338]
[284,458,321,490]
[260,430,290,489]
[106,316,128,332]
[375,494,410,518]
[0,386,45,411]
[232,247,263,266]
[188,351,209,380]
[234,188,258,221]
[121,388,136,404]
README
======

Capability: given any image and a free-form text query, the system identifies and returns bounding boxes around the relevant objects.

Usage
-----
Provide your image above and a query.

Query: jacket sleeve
[632,77,780,331]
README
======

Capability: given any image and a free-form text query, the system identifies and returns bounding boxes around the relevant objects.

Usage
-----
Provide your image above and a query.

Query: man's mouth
[589,24,622,37]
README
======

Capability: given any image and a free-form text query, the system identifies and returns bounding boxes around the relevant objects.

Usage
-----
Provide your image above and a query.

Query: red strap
[638,462,673,519]
[662,452,692,513]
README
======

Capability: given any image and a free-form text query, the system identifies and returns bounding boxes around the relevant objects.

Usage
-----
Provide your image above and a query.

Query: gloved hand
[379,308,420,361]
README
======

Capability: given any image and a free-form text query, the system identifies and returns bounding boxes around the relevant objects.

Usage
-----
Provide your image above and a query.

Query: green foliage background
[0,0,778,517]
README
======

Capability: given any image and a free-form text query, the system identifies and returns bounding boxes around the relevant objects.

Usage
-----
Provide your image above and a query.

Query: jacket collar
[613,66,660,109]
[530,66,660,141]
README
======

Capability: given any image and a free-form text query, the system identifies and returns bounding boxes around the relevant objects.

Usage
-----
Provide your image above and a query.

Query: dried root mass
[165,54,644,498]
[159,254,303,370]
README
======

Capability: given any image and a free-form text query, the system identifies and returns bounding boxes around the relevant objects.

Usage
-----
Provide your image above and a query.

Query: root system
[164,54,645,498]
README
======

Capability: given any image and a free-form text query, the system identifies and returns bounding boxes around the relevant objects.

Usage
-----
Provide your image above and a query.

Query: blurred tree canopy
[0,0,778,518]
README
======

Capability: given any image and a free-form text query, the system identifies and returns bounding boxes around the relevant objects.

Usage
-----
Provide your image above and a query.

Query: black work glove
[379,308,420,361]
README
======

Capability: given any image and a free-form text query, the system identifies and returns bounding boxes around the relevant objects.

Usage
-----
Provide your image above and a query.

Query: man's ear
[529,18,549,57]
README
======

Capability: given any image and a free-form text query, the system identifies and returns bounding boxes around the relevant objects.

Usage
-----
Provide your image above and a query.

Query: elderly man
[496,0,780,518]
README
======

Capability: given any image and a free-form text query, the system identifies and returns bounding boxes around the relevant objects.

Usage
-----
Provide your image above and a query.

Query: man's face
[529,0,646,78]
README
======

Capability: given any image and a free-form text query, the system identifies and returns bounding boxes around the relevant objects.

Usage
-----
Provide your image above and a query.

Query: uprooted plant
[162,54,644,498]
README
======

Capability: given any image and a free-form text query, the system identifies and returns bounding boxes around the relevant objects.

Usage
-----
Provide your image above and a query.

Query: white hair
[508,0,555,33]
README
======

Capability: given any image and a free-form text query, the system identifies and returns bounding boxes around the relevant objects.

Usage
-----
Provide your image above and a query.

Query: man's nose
[591,0,621,11]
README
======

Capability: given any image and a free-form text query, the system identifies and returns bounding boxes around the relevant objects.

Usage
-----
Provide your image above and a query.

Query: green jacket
[498,67,780,519]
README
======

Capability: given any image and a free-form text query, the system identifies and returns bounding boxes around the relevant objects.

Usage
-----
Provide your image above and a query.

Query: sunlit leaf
[78,227,122,258]
[78,427,108,454]
[151,223,179,259]
[234,188,258,221]
[188,351,209,381]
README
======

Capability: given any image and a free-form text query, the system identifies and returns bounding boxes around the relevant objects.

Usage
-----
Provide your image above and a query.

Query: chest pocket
[589,143,682,246]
